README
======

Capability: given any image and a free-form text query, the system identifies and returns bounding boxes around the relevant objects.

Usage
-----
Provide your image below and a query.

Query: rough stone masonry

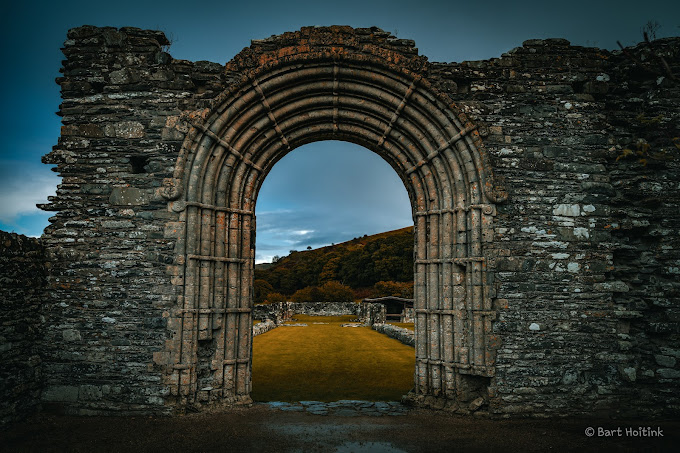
[1,25,679,422]
[0,232,45,425]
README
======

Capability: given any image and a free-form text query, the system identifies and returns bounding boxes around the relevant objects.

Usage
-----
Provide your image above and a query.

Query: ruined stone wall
[40,26,226,415]
[431,38,680,417]
[253,302,385,324]
[604,41,680,416]
[253,302,294,324]
[37,25,680,417]
[252,319,277,337]
[290,302,359,317]
[0,232,45,425]
[372,323,415,347]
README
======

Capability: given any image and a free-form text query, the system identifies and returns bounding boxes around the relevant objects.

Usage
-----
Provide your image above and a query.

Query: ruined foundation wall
[253,302,386,325]
[38,25,680,417]
[253,302,361,321]
[0,232,45,425]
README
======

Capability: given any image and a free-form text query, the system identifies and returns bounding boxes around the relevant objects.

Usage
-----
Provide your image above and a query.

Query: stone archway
[161,40,507,409]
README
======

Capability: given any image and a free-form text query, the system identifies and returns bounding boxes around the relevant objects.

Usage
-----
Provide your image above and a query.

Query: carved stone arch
[163,36,506,409]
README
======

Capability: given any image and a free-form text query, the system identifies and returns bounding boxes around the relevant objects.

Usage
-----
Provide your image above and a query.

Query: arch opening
[251,140,415,402]
[254,140,413,264]
[163,53,503,411]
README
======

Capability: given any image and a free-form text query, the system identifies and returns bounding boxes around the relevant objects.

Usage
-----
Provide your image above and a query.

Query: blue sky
[1,0,677,262]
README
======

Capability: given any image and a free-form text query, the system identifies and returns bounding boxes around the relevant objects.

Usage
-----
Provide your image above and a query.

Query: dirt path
[3,405,678,452]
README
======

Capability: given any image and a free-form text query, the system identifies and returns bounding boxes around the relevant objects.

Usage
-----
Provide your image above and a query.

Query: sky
[1,0,678,262]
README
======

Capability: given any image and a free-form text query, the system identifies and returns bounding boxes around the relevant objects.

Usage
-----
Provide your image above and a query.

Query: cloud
[252,141,413,263]
[0,211,53,237]
[0,160,59,224]
[293,230,314,236]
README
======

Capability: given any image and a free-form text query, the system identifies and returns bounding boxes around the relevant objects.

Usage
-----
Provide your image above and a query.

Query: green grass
[388,322,414,331]
[252,315,415,401]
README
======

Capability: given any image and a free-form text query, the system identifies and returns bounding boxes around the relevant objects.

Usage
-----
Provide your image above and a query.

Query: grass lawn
[388,322,414,331]
[252,315,415,402]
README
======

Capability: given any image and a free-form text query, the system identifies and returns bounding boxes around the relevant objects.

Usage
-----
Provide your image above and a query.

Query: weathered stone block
[594,281,630,293]
[79,384,103,400]
[62,329,81,342]
[42,386,79,402]
[61,124,104,137]
[109,187,149,206]
[654,355,677,368]
[100,220,134,229]
[553,204,580,217]
[657,369,680,379]
[109,68,132,84]
[554,162,606,174]
[104,121,145,138]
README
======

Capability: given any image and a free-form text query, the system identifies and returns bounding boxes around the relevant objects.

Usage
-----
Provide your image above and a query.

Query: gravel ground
[2,405,678,452]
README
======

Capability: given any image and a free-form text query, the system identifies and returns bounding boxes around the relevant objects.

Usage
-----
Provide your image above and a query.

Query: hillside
[254,226,414,301]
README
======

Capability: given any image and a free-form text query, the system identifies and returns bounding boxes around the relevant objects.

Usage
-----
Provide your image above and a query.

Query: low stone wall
[253,320,277,337]
[290,302,359,316]
[253,302,388,338]
[372,323,415,347]
[0,231,45,426]
[253,302,294,324]
[254,301,386,326]
[358,303,386,325]
[403,308,414,323]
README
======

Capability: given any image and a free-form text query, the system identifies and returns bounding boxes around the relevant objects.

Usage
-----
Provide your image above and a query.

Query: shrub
[264,292,287,304]
[372,281,414,298]
[319,281,354,302]
[290,281,354,302]
[290,286,322,302]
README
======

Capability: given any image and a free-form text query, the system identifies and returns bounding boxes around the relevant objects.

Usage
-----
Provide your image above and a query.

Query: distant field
[251,315,414,401]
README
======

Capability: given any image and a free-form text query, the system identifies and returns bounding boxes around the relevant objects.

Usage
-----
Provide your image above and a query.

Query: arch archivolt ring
[162,49,507,205]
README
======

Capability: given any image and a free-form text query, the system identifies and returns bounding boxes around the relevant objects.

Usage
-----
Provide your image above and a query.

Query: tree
[319,255,341,282]
[264,292,287,303]
[372,281,414,298]
[289,281,355,302]
[319,281,354,302]
[641,20,661,40]
[255,227,415,297]
[254,279,274,304]
[290,286,322,302]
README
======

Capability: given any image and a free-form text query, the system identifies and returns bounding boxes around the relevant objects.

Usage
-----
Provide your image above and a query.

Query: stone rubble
[263,400,408,416]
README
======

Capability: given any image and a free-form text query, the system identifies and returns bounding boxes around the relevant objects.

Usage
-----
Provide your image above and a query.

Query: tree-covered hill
[254,226,414,302]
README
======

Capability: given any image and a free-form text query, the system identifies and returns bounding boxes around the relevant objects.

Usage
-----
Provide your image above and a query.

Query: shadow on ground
[2,405,678,452]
